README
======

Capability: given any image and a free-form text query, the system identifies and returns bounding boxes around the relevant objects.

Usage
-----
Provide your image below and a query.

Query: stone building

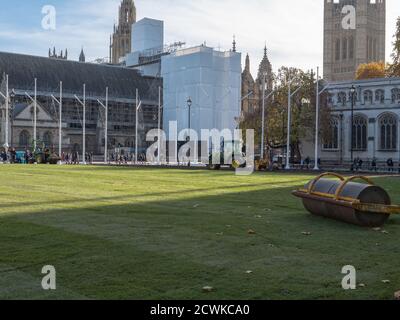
[323,0,386,81]
[48,47,68,60]
[241,46,273,115]
[301,77,400,165]
[0,52,161,155]
[110,0,137,64]
[79,48,86,63]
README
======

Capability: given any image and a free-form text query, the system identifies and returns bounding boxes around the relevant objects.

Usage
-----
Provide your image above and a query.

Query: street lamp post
[285,76,302,170]
[0,74,9,150]
[350,85,356,171]
[97,87,109,164]
[314,67,331,171]
[261,88,277,161]
[24,78,38,151]
[51,81,63,161]
[315,67,320,171]
[135,89,140,164]
[34,78,37,151]
[158,86,162,164]
[187,97,192,167]
[74,84,86,165]
[261,74,266,159]
[134,89,143,165]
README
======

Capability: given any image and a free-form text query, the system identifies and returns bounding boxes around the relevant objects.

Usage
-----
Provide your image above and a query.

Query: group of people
[299,157,321,170]
[352,157,400,173]
[109,152,146,165]
[0,148,15,163]
[61,152,93,165]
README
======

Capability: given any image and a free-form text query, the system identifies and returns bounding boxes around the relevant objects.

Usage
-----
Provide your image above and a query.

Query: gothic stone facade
[241,47,273,115]
[323,0,386,81]
[301,77,400,165]
[110,0,136,64]
[0,52,161,154]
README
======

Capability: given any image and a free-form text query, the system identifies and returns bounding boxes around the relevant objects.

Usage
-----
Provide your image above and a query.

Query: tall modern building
[110,0,137,64]
[323,0,386,81]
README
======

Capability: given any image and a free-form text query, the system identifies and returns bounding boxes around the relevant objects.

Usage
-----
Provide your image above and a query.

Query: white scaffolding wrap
[161,46,241,137]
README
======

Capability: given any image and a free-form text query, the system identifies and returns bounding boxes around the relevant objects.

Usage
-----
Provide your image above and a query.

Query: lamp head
[187,97,192,108]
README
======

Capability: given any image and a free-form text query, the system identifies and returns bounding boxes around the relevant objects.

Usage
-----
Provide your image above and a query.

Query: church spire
[79,47,86,63]
[257,44,273,90]
[245,53,250,72]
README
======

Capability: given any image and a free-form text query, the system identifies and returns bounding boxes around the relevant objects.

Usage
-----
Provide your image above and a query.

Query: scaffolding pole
[0,74,9,150]
[74,84,86,165]
[51,81,63,161]
[97,87,109,164]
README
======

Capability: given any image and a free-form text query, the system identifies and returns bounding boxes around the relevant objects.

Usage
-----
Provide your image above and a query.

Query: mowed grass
[0,165,399,300]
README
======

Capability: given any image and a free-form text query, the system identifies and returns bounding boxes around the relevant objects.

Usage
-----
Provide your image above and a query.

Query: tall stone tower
[241,46,274,115]
[110,0,136,64]
[323,0,386,81]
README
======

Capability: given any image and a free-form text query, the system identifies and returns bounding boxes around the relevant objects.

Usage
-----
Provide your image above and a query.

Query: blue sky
[0,0,399,76]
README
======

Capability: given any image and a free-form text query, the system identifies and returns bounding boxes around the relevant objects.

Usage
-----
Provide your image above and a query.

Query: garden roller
[292,173,400,227]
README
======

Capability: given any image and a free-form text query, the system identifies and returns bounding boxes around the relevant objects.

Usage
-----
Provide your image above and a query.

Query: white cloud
[1,0,399,77]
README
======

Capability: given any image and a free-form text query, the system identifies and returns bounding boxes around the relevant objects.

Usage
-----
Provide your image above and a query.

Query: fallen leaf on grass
[372,227,382,232]
[245,270,253,274]
[216,232,224,236]
[202,286,214,293]
[302,232,312,236]
[382,280,391,284]
[254,215,262,219]
[248,229,256,235]
[381,230,389,234]
[193,204,200,208]
[358,283,366,288]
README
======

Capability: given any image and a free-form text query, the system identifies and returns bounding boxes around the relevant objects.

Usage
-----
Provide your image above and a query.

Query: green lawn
[0,165,399,300]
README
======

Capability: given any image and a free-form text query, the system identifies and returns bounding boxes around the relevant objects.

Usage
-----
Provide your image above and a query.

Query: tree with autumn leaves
[356,16,400,79]
[241,67,333,162]
[356,61,387,80]
[388,16,400,77]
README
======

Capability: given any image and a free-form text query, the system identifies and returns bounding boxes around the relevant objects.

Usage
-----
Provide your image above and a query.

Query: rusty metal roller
[292,173,400,227]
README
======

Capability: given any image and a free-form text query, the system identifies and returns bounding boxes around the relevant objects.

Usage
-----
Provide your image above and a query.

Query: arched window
[352,115,368,151]
[323,117,340,150]
[392,89,400,103]
[19,130,30,148]
[379,113,398,151]
[349,36,354,59]
[363,90,373,103]
[338,92,347,105]
[335,39,341,61]
[43,131,52,147]
[375,90,385,103]
[342,38,348,60]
